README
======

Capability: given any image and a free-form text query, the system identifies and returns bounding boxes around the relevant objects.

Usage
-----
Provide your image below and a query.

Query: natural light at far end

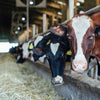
[0,42,18,53]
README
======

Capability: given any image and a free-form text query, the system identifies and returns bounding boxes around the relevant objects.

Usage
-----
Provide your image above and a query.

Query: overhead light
[57,1,66,5]
[76,2,80,6]
[15,31,18,34]
[17,26,21,30]
[79,10,85,14]
[30,0,34,5]
[57,1,63,5]
[58,12,62,15]
[22,17,25,21]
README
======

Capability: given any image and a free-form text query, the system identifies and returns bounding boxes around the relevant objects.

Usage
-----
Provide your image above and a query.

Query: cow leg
[59,58,66,77]
[48,58,59,85]
[48,57,64,86]
[48,58,57,78]
[51,55,65,86]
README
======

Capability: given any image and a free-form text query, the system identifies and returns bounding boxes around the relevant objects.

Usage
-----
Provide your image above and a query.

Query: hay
[0,53,64,100]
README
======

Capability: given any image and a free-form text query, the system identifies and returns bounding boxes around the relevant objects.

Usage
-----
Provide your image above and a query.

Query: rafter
[32,20,42,25]
[32,9,62,19]
[47,2,61,9]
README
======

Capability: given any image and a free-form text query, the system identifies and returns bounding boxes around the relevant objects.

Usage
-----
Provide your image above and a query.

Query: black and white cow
[31,35,47,63]
[9,44,26,63]
[22,40,33,59]
[32,25,70,86]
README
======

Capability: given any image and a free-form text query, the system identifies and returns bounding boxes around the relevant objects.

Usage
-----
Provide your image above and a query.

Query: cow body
[32,29,70,85]
[32,35,46,62]
[9,44,26,63]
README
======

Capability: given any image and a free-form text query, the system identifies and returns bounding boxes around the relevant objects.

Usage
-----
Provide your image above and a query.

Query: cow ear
[49,25,65,36]
[91,12,100,26]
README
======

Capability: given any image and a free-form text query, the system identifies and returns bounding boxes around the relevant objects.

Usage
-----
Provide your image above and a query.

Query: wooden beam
[66,0,69,19]
[77,0,84,3]
[47,2,61,9]
[74,0,77,15]
[31,16,49,21]
[96,0,100,6]
[34,10,62,19]
[33,20,42,25]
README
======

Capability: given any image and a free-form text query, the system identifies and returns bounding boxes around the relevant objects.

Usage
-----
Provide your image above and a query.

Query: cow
[31,35,47,63]
[50,12,100,73]
[22,41,32,59]
[9,44,22,55]
[9,44,26,63]
[31,26,70,86]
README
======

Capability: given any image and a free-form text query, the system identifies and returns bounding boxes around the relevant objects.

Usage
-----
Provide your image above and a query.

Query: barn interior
[0,0,99,52]
[0,1,100,100]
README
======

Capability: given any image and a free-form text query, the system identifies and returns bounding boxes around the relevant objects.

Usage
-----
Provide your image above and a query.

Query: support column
[96,0,100,6]
[61,4,67,22]
[52,15,55,26]
[33,24,35,38]
[74,0,77,15]
[26,0,29,41]
[66,0,69,20]
[36,25,38,35]
[69,0,74,19]
[43,14,47,33]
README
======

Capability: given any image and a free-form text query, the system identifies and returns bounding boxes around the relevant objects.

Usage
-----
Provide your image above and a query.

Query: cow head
[67,14,95,72]
[50,24,67,36]
[66,13,100,73]
[50,12,100,73]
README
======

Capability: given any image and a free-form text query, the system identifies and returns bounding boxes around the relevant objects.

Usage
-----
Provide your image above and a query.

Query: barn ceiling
[0,0,65,41]
[0,0,97,42]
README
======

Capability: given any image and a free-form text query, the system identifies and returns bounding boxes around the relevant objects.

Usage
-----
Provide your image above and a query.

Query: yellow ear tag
[29,43,34,49]
[46,40,51,45]
[66,50,72,55]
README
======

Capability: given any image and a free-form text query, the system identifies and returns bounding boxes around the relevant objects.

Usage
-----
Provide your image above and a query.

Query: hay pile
[0,53,64,100]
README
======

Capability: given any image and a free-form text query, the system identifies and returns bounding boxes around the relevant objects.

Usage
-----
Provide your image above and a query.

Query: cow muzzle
[30,57,34,62]
[72,61,87,73]
[23,55,28,59]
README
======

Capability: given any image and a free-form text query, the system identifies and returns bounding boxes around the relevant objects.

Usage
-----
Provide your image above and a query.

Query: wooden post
[33,24,35,37]
[66,0,69,19]
[52,15,55,26]
[26,0,29,41]
[61,4,67,22]
[36,25,38,35]
[96,0,100,6]
[69,0,74,19]
[43,14,47,32]
[74,0,77,15]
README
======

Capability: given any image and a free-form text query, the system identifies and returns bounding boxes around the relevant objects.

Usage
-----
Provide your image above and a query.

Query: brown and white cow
[50,12,100,73]
[66,12,100,73]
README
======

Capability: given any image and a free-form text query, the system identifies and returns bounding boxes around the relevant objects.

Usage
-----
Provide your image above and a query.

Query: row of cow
[10,11,100,86]
[10,29,72,86]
